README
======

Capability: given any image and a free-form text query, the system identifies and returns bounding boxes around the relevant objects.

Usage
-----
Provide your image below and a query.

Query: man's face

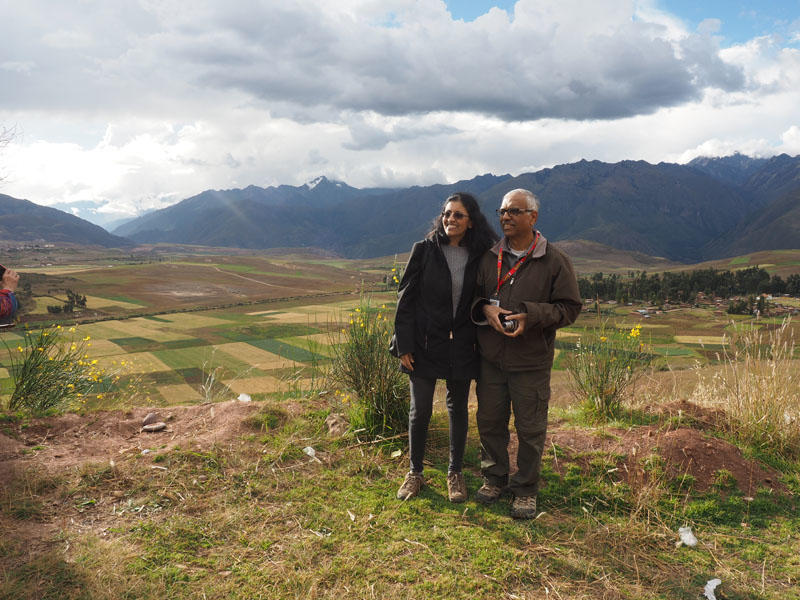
[499,193,538,239]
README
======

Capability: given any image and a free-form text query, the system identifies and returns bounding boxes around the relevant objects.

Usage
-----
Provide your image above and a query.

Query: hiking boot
[397,472,424,500]
[447,472,467,503]
[510,495,537,519]
[475,480,502,505]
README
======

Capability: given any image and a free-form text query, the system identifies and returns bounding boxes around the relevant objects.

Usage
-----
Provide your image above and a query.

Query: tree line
[578,266,800,305]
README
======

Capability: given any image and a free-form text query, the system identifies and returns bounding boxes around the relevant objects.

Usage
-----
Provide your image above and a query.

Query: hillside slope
[0,194,132,247]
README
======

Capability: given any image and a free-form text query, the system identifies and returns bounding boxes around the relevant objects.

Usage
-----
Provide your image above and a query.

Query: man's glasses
[442,210,468,220]
[496,208,533,217]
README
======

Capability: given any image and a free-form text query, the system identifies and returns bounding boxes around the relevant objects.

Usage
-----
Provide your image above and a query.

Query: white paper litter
[303,446,322,463]
[237,393,251,402]
[678,526,698,547]
[704,578,722,600]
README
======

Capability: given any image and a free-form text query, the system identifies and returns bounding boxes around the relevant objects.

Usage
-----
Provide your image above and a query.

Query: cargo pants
[476,358,551,498]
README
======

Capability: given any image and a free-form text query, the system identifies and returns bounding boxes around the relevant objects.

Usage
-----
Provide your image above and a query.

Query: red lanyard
[495,232,539,296]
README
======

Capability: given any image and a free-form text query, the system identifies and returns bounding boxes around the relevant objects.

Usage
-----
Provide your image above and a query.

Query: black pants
[476,359,551,497]
[408,375,470,474]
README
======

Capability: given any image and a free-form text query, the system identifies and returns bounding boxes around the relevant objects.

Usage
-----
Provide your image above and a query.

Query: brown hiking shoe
[397,472,424,500]
[447,472,467,503]
[475,480,502,504]
[510,495,537,519]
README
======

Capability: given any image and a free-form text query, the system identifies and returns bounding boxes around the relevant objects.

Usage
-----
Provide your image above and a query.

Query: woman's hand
[400,353,415,371]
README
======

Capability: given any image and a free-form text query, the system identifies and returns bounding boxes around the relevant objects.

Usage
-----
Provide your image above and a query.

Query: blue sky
[1,1,799,223]
[445,0,800,45]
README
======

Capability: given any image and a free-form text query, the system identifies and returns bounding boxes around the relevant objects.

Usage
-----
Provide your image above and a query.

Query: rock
[142,422,167,433]
[325,413,349,437]
[142,412,160,426]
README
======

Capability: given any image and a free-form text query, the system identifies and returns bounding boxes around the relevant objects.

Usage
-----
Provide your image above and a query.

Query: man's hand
[502,313,527,337]
[400,352,415,371]
[1,269,19,293]
[483,303,512,334]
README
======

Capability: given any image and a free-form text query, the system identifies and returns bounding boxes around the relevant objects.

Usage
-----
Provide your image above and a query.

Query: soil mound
[504,403,783,495]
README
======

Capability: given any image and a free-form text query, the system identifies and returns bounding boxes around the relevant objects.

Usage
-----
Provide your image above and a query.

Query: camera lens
[500,314,517,332]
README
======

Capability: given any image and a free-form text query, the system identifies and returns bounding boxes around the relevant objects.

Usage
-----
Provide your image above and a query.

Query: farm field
[1,293,397,405]
[4,284,798,410]
[3,246,800,407]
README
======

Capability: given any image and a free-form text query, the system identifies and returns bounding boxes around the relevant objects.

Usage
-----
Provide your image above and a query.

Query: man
[471,189,581,518]
[0,266,20,324]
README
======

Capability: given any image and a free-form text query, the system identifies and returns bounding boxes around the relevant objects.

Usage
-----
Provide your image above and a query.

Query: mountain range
[2,154,800,262]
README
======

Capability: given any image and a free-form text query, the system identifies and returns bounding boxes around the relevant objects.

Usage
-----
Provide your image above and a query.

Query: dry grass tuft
[690,318,800,457]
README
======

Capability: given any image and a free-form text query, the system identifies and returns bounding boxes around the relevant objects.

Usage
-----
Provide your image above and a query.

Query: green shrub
[564,322,652,420]
[4,326,108,415]
[327,297,409,437]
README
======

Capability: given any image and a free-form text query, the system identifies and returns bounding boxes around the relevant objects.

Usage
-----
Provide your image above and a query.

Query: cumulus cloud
[0,0,750,121]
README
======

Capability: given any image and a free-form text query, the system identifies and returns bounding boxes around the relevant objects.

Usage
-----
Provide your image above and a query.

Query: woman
[392,192,498,502]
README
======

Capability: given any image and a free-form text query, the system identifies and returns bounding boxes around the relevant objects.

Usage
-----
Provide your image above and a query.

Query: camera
[499,313,518,332]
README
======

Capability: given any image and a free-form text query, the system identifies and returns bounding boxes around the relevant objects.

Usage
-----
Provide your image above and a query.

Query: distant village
[584,291,800,319]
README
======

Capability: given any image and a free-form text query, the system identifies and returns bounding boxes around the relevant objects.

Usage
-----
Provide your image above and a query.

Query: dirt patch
[0,400,260,487]
[654,428,780,494]
[0,431,23,455]
[656,398,728,431]
[503,403,783,495]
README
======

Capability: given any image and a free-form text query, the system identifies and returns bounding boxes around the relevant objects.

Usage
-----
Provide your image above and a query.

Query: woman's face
[442,200,472,244]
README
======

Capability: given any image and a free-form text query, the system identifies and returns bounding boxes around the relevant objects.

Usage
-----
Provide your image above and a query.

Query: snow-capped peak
[305,176,327,190]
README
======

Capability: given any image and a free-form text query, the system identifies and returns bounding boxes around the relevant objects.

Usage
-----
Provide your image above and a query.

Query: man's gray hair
[502,188,539,213]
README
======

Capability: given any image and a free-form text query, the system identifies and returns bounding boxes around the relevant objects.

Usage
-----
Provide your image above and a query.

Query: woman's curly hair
[428,192,499,253]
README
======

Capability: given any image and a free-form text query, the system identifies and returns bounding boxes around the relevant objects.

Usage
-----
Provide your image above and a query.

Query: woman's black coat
[392,235,483,381]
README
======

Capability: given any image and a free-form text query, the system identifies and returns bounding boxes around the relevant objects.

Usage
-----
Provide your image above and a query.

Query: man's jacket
[471,233,582,371]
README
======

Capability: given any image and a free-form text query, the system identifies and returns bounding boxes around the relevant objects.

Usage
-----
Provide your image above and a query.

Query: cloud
[0,0,749,121]
[343,113,460,150]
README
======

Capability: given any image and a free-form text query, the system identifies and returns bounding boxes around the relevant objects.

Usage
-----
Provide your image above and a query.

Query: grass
[690,318,800,458]
[2,398,799,599]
